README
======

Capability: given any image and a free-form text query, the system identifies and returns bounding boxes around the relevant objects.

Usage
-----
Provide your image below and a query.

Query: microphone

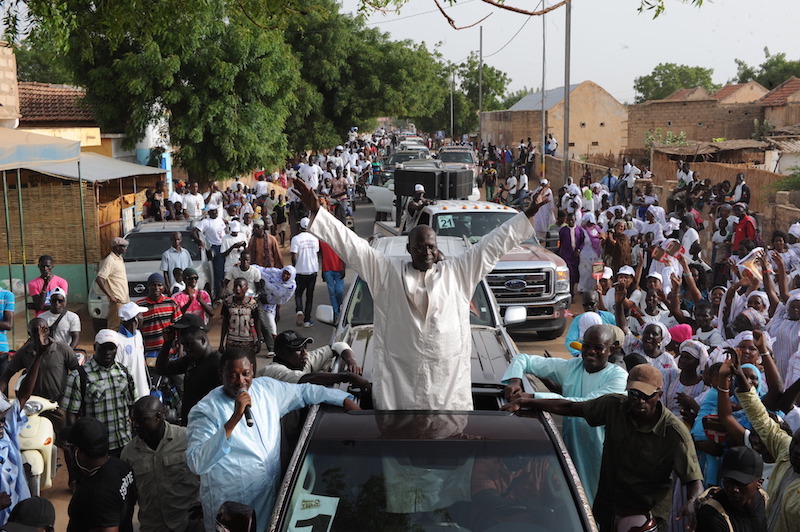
[238,389,254,427]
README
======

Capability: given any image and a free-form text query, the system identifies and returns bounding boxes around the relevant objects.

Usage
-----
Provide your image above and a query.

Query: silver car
[87,220,213,330]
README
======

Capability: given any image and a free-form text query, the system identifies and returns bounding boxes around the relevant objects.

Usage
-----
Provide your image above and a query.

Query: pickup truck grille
[129,281,147,298]
[486,269,553,309]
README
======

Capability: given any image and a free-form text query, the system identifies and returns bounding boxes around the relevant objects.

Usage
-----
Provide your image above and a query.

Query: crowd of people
[0,129,798,532]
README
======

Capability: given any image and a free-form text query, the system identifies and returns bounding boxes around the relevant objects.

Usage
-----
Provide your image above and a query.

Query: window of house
[591,141,599,146]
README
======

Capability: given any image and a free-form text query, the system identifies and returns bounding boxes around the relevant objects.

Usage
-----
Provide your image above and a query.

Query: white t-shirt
[254,180,270,197]
[196,217,226,246]
[505,176,518,195]
[168,190,183,206]
[183,193,206,219]
[626,165,641,188]
[517,173,528,192]
[115,330,150,399]
[290,232,320,275]
[204,190,224,209]
[42,310,81,346]
[225,265,262,295]
[221,233,248,272]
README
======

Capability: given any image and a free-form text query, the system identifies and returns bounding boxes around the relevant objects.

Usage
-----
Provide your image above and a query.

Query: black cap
[60,417,108,458]
[173,313,207,331]
[274,330,313,352]
[3,496,56,531]
[719,446,764,484]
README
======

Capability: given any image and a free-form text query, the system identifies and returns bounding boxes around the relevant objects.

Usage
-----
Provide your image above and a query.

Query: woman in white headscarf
[766,290,800,380]
[578,212,605,293]
[639,205,666,243]
[561,183,583,214]
[258,265,297,344]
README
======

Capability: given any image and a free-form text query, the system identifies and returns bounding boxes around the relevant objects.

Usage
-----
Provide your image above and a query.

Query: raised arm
[614,281,630,335]
[500,397,586,417]
[716,358,746,447]
[771,250,790,304]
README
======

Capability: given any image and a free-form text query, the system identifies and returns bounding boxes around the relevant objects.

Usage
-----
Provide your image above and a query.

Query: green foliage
[282,0,447,152]
[13,32,73,84]
[772,166,800,192]
[644,128,689,150]
[633,63,720,103]
[734,48,800,90]
[751,119,774,141]
[501,86,536,110]
[637,0,704,18]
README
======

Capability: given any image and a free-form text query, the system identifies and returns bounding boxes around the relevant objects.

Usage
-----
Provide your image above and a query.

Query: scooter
[19,395,59,496]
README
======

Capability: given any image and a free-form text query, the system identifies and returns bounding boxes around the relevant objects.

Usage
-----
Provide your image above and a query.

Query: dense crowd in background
[0,127,797,531]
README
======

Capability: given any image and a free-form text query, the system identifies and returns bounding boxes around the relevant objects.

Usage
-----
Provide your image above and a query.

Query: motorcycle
[19,395,59,496]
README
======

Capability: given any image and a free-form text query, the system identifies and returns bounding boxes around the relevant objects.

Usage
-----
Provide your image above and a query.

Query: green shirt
[583,393,703,520]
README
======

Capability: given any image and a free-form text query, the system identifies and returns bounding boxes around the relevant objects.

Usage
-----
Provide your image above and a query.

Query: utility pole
[562,0,572,187]
[479,26,483,147]
[540,10,546,180]
[450,65,455,141]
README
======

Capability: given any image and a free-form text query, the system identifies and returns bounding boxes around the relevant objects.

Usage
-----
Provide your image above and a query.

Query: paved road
[43,195,574,530]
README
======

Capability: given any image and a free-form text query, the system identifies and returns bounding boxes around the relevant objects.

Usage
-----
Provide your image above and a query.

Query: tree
[282,0,448,152]
[501,86,535,110]
[13,32,74,84]
[633,63,720,103]
[734,48,800,90]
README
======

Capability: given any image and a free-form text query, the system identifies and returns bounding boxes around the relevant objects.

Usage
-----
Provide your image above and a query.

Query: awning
[24,151,165,182]
[0,127,81,171]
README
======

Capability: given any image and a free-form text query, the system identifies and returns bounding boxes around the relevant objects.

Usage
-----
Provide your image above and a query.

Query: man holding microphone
[185,348,359,531]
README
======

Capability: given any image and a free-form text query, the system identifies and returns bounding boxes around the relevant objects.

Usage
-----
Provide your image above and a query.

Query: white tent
[0,127,80,171]
[24,151,165,181]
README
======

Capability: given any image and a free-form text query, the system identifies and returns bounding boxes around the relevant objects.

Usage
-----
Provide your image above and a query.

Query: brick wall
[761,192,800,237]
[627,100,764,152]
[765,104,800,129]
[481,109,544,152]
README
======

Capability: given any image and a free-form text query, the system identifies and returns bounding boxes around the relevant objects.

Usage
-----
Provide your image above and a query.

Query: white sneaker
[303,321,313,328]
[295,311,304,326]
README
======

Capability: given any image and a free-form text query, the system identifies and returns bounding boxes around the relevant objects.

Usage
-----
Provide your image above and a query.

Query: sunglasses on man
[628,388,659,401]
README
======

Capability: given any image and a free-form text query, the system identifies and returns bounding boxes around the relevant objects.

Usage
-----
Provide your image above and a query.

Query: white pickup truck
[374,200,571,338]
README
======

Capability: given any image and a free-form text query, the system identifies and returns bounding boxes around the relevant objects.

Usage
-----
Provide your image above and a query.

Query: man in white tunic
[293,177,547,410]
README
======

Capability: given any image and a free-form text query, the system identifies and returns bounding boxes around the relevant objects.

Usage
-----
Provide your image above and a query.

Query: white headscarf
[643,321,672,350]
[582,212,597,225]
[578,312,603,339]
[679,340,709,373]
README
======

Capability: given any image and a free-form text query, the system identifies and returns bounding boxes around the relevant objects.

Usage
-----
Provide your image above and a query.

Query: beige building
[0,44,20,128]
[761,77,800,129]
[480,80,628,158]
[712,81,769,104]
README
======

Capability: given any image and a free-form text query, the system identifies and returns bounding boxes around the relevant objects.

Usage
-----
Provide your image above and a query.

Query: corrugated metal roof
[508,84,579,111]
[768,138,800,153]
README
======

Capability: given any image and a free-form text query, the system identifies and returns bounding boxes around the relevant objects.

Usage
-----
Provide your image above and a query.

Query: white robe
[310,207,535,410]
[533,189,555,236]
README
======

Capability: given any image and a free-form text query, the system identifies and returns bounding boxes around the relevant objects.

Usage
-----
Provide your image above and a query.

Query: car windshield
[433,212,539,246]
[345,278,494,327]
[124,231,202,261]
[388,153,418,165]
[439,151,475,164]
[279,437,584,532]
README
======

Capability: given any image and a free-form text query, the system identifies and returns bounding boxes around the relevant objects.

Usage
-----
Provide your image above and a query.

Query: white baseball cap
[229,221,241,233]
[118,302,148,322]
[94,329,120,347]
[602,267,613,280]
[618,266,636,276]
[300,217,310,229]
[647,272,663,283]
[414,184,425,192]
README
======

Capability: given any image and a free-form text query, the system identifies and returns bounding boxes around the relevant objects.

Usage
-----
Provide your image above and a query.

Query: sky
[339,0,800,104]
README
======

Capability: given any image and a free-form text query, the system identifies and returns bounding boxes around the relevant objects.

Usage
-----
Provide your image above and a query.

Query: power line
[365,0,477,26]
[484,15,533,58]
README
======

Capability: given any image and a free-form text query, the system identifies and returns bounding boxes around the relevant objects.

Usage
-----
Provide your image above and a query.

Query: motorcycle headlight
[24,401,43,416]
[556,266,570,293]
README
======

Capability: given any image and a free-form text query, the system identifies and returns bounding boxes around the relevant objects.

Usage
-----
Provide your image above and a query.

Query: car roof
[439,146,475,151]
[389,150,420,156]
[422,199,520,213]
[310,408,553,442]
[128,221,197,234]
[371,234,468,257]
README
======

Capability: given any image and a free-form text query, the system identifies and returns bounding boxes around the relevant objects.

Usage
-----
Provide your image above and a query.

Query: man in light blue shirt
[502,324,627,504]
[160,232,193,286]
[186,348,358,531]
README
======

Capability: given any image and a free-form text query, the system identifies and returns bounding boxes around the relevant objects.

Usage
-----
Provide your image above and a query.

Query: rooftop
[662,86,711,101]
[508,84,579,112]
[18,82,96,125]
[759,77,800,107]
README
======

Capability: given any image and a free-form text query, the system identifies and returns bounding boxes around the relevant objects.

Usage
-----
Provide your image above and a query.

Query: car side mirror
[315,305,336,326]
[504,306,527,327]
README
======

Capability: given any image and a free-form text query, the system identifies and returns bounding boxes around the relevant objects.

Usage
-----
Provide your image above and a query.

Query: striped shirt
[61,358,136,450]
[137,296,182,352]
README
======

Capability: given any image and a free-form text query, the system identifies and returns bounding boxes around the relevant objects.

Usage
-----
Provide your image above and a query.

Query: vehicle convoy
[266,236,595,531]
[438,145,480,183]
[374,200,571,338]
[88,220,212,331]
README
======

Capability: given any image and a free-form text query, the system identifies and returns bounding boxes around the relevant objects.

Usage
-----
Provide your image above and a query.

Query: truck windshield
[439,151,475,164]
[124,231,202,262]
[345,278,494,328]
[433,212,538,246]
[279,437,585,532]
[387,153,418,166]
